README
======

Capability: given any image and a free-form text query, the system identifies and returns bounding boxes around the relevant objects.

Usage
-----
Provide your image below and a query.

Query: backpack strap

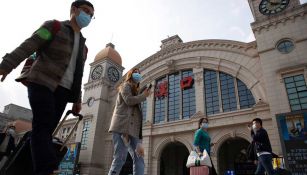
[51,20,61,36]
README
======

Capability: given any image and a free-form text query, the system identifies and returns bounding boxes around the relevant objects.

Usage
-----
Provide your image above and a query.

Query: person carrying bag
[190,117,217,175]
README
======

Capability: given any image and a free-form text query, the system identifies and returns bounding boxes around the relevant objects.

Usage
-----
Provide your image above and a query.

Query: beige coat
[109,82,146,139]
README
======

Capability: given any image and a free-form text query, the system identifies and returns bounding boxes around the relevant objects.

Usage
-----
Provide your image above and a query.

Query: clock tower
[75,43,124,174]
[248,0,307,155]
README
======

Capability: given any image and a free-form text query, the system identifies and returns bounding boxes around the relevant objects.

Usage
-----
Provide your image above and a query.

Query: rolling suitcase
[0,110,83,175]
[190,166,210,175]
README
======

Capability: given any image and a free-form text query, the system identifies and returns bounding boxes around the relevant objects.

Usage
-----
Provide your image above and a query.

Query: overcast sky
[1,0,306,112]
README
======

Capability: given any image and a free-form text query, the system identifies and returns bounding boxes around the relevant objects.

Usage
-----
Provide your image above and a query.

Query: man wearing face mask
[0,1,94,174]
[249,118,275,175]
[108,68,151,175]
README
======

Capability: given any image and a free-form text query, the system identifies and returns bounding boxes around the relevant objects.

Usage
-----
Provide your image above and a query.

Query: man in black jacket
[250,118,275,175]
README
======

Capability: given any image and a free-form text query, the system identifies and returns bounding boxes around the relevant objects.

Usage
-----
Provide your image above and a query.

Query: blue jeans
[28,83,69,175]
[108,132,144,175]
[255,154,275,175]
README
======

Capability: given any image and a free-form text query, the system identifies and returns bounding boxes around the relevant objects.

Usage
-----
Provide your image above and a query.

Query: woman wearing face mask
[108,68,151,175]
[193,118,217,175]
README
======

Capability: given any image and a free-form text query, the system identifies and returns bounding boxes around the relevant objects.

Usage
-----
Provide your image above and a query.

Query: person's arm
[121,83,149,106]
[0,20,58,77]
[72,91,82,114]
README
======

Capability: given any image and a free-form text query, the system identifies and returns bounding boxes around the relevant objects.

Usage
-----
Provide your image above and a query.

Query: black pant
[28,83,69,175]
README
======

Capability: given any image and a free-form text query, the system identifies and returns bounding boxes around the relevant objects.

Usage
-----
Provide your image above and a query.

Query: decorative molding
[252,6,307,35]
[190,111,205,119]
[136,40,258,71]
[144,120,153,127]
[165,59,176,72]
[194,71,204,86]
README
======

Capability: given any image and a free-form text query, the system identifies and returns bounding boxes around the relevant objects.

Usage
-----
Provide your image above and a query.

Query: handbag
[186,149,212,168]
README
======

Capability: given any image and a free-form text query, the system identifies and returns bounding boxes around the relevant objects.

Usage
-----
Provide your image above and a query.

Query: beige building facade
[73,0,307,174]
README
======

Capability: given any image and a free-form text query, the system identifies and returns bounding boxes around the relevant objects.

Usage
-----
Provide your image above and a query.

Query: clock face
[107,66,120,82]
[259,0,289,15]
[91,65,103,80]
[87,97,95,107]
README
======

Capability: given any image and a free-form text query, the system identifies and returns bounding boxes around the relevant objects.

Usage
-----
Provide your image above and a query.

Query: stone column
[193,68,205,114]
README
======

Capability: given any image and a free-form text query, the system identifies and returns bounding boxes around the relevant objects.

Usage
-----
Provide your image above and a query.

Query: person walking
[0,1,94,174]
[249,118,275,175]
[193,117,217,175]
[108,68,151,175]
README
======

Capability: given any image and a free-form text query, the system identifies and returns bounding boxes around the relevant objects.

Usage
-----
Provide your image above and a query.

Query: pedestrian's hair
[252,118,262,126]
[71,0,94,10]
[118,68,140,95]
[198,118,208,129]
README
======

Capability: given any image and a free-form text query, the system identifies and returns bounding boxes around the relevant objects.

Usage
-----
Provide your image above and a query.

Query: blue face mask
[132,73,142,83]
[201,123,209,129]
[76,10,91,28]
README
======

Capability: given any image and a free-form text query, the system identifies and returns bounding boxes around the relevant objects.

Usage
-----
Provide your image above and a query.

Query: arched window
[141,100,147,123]
[204,70,220,115]
[204,69,255,116]
[153,70,196,124]
[168,73,180,121]
[237,79,255,109]
[182,70,196,119]
[220,72,237,112]
[154,77,167,123]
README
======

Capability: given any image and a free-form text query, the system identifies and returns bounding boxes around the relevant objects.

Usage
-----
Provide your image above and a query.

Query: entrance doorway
[160,141,189,175]
[218,137,256,175]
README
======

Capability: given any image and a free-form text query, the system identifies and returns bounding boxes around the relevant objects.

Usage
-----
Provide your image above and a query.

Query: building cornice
[83,78,117,91]
[137,40,258,72]
[251,4,307,35]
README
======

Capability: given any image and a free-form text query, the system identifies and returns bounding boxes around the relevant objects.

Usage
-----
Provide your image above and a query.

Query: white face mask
[201,123,209,129]
[252,124,257,130]
[7,128,15,136]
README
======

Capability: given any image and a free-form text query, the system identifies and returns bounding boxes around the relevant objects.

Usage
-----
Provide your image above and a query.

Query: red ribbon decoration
[155,81,168,98]
[180,76,194,90]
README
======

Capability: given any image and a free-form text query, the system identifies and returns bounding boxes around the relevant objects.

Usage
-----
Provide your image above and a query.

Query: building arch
[140,45,266,103]
[152,136,193,159]
[211,131,250,157]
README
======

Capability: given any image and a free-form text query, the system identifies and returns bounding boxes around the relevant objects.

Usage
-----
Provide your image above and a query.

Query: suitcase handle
[52,110,84,151]
[65,110,83,121]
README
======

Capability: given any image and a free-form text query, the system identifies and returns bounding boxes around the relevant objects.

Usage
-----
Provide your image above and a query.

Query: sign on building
[276,110,307,174]
[58,142,81,175]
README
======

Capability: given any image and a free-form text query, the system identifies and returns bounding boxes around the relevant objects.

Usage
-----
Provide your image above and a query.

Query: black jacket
[251,128,272,153]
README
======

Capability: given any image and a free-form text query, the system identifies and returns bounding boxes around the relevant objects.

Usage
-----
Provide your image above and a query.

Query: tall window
[81,120,91,150]
[154,77,166,123]
[168,73,181,121]
[141,100,147,123]
[204,69,255,115]
[284,74,307,111]
[204,70,220,115]
[237,79,255,109]
[182,70,196,119]
[220,72,237,112]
